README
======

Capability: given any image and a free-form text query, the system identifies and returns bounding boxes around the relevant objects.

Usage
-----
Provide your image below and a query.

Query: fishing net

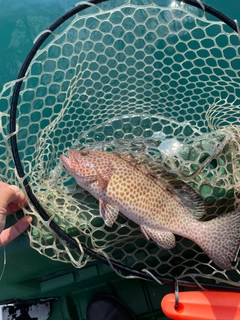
[1,0,240,289]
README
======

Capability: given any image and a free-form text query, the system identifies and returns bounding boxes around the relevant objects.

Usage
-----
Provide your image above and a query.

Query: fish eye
[80,150,89,156]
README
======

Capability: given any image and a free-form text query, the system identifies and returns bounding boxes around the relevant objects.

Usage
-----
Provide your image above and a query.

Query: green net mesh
[0,0,240,287]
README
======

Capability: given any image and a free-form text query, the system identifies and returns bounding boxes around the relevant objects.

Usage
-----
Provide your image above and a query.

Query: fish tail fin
[197,210,240,270]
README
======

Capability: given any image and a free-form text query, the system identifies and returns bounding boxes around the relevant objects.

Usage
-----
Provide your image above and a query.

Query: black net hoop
[7,0,240,290]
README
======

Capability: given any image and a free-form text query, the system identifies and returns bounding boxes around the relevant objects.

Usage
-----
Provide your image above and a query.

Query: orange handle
[161,291,240,320]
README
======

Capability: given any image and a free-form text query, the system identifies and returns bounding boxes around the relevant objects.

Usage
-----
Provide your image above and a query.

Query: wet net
[1,0,240,289]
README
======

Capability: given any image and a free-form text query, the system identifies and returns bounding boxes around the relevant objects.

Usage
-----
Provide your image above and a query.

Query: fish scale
[61,149,240,270]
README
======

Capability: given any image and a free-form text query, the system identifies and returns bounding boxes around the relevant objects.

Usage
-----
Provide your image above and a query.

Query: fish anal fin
[99,200,119,227]
[141,226,176,249]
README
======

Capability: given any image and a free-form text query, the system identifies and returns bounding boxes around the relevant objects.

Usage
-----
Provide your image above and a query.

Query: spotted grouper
[60,149,240,270]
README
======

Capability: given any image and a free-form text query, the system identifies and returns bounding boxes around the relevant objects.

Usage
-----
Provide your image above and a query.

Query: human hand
[0,181,32,246]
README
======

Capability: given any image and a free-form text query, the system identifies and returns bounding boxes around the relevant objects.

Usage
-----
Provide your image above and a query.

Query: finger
[7,185,28,207]
[0,216,32,247]
[0,187,27,215]
[0,215,6,234]
[0,188,18,215]
[0,181,10,188]
[0,184,27,205]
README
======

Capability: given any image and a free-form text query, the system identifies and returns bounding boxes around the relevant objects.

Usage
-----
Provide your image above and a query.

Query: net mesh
[1,0,240,287]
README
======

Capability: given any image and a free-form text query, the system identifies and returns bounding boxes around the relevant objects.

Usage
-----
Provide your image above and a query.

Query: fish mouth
[60,150,90,166]
[60,154,70,166]
[60,154,68,160]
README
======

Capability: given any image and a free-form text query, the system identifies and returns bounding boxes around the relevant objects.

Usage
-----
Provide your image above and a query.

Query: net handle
[9,0,240,290]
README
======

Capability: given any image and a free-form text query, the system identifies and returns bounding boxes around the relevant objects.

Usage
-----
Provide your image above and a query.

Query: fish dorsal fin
[147,165,206,220]
[118,152,205,219]
[168,180,205,219]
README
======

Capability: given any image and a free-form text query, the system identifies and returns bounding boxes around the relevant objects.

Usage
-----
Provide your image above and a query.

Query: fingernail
[7,185,20,193]
[26,216,33,223]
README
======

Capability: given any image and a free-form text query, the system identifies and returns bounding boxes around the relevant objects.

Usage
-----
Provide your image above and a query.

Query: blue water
[0,0,239,93]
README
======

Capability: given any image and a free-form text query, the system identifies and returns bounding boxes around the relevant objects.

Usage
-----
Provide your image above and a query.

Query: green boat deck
[0,0,239,319]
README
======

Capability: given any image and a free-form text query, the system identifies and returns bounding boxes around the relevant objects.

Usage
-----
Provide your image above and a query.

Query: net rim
[8,0,240,290]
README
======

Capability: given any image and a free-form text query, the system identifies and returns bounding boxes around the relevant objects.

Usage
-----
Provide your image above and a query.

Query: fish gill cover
[0,0,240,289]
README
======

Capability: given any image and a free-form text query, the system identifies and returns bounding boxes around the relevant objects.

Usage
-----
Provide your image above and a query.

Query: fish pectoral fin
[141,226,176,249]
[96,171,109,190]
[96,168,114,191]
[99,200,119,227]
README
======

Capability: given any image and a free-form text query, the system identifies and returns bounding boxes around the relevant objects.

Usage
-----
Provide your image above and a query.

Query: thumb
[0,216,32,247]
[0,215,6,234]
